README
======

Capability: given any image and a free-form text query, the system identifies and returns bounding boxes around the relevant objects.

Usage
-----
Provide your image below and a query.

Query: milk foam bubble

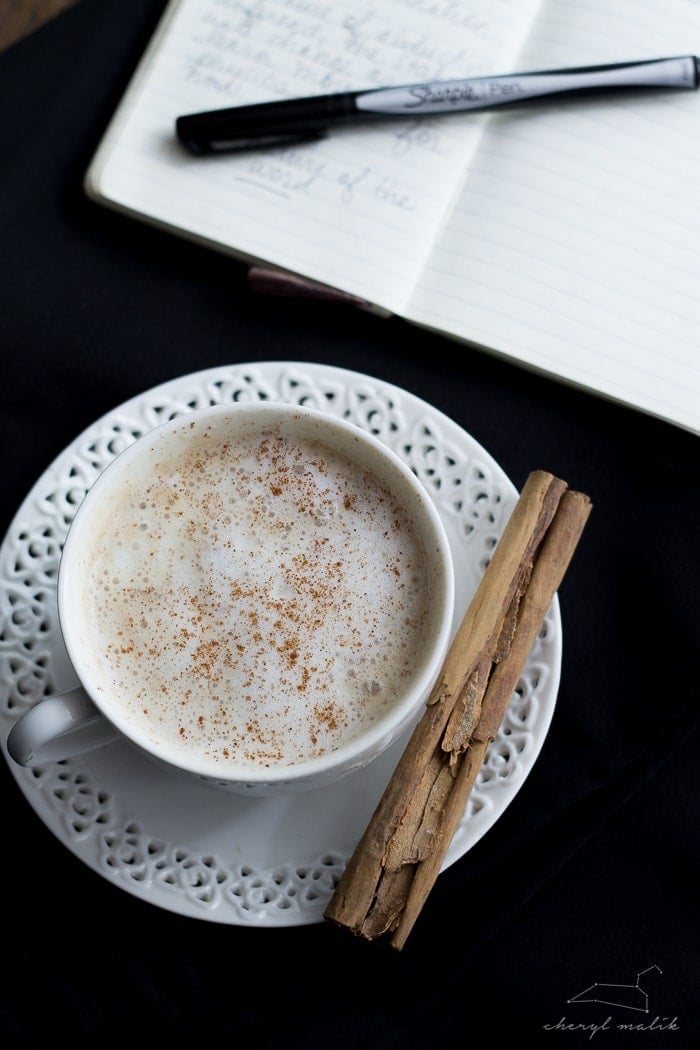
[81,419,440,769]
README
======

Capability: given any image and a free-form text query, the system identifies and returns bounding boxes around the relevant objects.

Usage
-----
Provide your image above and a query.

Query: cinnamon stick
[324,471,592,949]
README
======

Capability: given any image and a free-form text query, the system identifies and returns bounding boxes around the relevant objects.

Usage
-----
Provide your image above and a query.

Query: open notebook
[85,0,700,436]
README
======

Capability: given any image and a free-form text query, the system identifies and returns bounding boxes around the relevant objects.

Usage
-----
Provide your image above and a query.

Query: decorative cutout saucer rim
[0,361,561,926]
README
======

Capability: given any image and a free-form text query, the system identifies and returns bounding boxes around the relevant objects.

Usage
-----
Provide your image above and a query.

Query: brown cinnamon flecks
[85,422,435,770]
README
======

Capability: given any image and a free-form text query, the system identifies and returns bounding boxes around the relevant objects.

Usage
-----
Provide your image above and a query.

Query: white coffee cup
[6,402,454,795]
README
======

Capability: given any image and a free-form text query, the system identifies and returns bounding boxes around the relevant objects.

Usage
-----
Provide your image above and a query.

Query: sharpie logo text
[404,79,525,108]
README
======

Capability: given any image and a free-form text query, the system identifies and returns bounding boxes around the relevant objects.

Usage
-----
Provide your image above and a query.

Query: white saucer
[0,362,561,926]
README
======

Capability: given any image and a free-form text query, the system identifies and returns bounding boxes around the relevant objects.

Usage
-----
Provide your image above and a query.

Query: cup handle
[5,688,120,767]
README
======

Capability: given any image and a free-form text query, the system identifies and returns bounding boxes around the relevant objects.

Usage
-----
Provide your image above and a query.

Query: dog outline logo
[568,964,663,1013]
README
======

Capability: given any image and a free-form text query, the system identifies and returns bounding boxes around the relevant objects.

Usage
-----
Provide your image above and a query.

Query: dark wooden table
[0,0,77,52]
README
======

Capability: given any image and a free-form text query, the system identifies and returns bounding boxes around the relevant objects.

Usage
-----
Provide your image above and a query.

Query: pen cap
[176,93,357,153]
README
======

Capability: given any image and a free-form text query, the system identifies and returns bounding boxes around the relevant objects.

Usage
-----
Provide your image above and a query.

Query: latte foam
[80,418,440,770]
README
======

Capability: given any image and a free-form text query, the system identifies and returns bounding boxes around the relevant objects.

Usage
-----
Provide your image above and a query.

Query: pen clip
[176,122,327,155]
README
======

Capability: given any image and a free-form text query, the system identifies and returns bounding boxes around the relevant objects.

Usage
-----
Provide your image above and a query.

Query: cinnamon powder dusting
[85,421,436,770]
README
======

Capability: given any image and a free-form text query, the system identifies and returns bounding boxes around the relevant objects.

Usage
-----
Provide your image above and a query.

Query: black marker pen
[175,55,700,154]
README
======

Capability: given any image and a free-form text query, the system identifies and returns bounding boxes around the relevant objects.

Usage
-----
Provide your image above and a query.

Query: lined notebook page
[85,0,539,315]
[407,0,700,433]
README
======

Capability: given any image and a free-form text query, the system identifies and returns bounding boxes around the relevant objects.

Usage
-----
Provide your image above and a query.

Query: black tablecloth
[1,2,698,1046]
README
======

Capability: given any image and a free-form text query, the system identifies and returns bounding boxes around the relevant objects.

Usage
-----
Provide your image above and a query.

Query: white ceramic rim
[56,400,456,786]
